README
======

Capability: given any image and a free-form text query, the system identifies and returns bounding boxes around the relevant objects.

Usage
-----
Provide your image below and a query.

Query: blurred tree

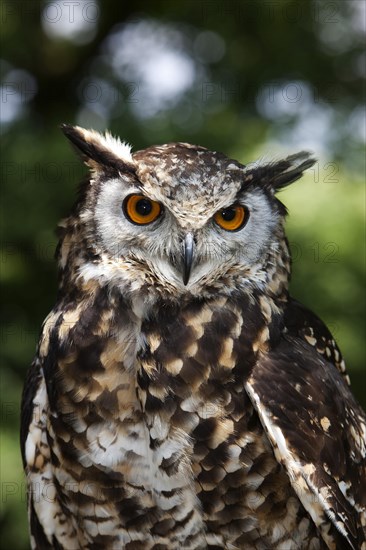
[1,0,364,547]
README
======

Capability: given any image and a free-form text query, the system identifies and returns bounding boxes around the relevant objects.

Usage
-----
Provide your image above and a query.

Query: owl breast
[43,290,324,549]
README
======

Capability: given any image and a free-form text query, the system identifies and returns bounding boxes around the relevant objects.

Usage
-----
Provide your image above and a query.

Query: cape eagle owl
[21,125,366,550]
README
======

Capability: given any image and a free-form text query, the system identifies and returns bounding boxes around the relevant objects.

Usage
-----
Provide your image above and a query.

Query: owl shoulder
[283,297,349,384]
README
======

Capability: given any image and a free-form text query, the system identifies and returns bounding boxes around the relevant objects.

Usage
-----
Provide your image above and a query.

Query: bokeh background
[1,1,365,547]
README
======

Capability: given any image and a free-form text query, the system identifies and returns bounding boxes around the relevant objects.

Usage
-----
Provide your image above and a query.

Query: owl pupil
[136,199,152,216]
[221,208,236,221]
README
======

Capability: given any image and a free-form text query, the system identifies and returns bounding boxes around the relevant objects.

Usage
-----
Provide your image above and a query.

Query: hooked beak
[183,233,194,286]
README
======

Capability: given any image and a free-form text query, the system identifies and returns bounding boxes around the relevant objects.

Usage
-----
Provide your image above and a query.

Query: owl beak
[183,233,194,285]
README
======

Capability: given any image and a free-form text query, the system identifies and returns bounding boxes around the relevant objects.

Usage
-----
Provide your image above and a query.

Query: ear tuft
[243,151,316,192]
[60,124,134,173]
[271,152,316,189]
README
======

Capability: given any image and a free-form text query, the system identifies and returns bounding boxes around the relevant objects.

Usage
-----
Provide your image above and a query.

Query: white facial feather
[83,173,282,298]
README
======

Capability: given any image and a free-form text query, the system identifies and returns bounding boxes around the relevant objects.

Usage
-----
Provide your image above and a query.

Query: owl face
[61,125,315,298]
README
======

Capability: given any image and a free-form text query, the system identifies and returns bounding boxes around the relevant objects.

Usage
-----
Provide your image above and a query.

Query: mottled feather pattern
[246,337,366,549]
[21,125,365,549]
[24,287,328,549]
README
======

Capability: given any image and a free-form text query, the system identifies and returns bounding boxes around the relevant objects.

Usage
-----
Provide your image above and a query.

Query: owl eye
[214,205,248,231]
[123,194,162,225]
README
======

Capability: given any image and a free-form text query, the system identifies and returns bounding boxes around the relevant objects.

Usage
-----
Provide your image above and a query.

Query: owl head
[59,125,315,302]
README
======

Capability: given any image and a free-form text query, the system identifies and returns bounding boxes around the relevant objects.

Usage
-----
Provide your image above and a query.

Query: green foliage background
[1,1,364,547]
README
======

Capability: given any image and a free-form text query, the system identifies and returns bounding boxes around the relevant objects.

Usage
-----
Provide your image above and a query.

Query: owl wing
[21,310,79,549]
[245,316,366,549]
[20,357,58,549]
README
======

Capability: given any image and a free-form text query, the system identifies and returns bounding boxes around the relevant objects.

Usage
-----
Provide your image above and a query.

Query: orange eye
[123,194,162,225]
[214,205,248,231]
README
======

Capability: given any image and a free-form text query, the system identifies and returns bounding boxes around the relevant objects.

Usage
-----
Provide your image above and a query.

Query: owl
[21,124,365,550]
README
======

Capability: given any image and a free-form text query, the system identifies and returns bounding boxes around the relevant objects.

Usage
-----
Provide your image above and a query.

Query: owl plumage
[21,125,366,550]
